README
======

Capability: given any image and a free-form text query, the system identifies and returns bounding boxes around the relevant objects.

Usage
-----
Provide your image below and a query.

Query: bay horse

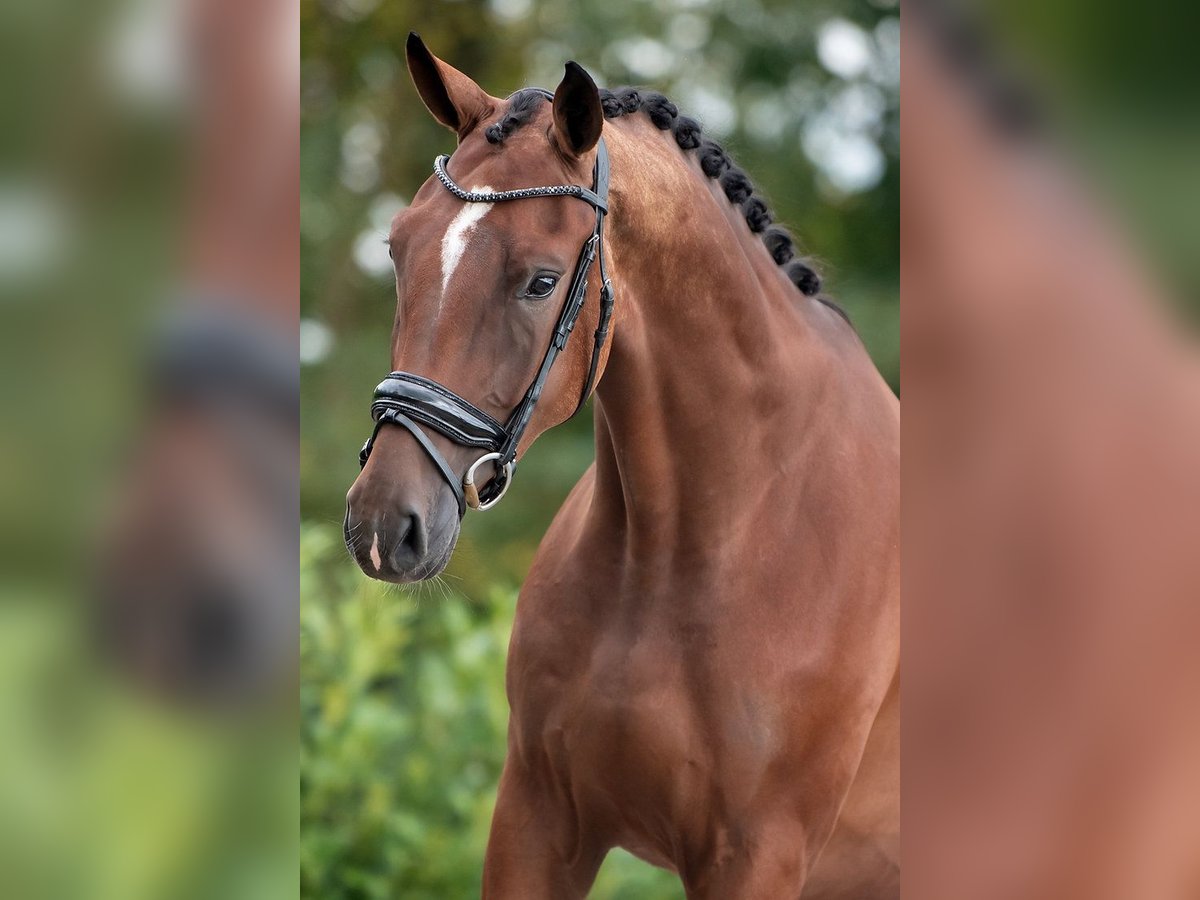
[345,34,899,899]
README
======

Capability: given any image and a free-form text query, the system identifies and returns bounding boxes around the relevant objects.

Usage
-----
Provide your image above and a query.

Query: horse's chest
[520,653,709,839]
[509,611,782,846]
[512,621,704,763]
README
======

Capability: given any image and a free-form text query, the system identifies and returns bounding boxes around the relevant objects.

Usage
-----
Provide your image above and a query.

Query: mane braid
[486,85,846,322]
[485,89,547,144]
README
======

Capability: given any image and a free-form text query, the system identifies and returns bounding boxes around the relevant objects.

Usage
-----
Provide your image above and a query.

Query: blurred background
[1,0,297,897]
[300,0,897,896]
[904,1,1200,898]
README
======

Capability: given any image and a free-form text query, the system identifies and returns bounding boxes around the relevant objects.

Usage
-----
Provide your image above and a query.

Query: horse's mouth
[346,521,459,585]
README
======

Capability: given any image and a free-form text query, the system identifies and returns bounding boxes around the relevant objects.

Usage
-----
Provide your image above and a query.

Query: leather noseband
[359,104,613,518]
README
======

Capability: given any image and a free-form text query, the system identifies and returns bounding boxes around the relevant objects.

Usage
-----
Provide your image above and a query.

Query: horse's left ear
[552,62,603,156]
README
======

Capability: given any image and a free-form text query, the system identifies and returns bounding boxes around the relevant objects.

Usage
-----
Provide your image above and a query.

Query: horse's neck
[588,127,855,554]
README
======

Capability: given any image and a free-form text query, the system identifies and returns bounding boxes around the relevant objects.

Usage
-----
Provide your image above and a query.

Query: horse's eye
[526,273,559,299]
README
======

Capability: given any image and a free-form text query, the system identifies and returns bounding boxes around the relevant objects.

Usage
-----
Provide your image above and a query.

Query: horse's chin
[376,542,455,584]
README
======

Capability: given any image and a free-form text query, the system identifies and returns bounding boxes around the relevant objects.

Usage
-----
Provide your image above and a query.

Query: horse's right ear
[405,33,494,140]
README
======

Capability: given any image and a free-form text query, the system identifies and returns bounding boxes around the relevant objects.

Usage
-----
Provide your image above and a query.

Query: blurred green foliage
[0,600,296,900]
[301,523,684,898]
[301,0,898,895]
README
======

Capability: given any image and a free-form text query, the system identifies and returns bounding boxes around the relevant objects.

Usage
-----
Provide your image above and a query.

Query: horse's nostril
[395,507,427,560]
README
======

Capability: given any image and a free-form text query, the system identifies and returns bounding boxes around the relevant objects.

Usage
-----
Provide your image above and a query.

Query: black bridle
[358,124,613,518]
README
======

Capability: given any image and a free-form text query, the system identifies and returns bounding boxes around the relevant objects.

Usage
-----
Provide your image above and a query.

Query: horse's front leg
[482,760,605,900]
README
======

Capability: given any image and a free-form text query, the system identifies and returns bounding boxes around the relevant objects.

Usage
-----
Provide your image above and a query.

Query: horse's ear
[551,61,603,156]
[405,32,493,140]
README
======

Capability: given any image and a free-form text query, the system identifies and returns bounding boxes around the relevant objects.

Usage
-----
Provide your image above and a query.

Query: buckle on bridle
[463,452,514,511]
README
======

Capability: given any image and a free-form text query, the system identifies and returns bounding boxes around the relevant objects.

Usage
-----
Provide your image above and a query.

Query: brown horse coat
[346,39,899,898]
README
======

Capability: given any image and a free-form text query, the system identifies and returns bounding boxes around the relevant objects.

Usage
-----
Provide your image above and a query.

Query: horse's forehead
[403,140,588,247]
[435,116,566,186]
[404,153,543,233]
[395,127,595,302]
[400,185,527,261]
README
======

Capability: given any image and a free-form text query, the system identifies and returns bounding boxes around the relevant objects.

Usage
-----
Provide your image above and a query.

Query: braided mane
[485,86,847,323]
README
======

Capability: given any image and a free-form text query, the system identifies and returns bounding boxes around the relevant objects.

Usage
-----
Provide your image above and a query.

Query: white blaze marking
[440,187,494,297]
[369,532,381,571]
